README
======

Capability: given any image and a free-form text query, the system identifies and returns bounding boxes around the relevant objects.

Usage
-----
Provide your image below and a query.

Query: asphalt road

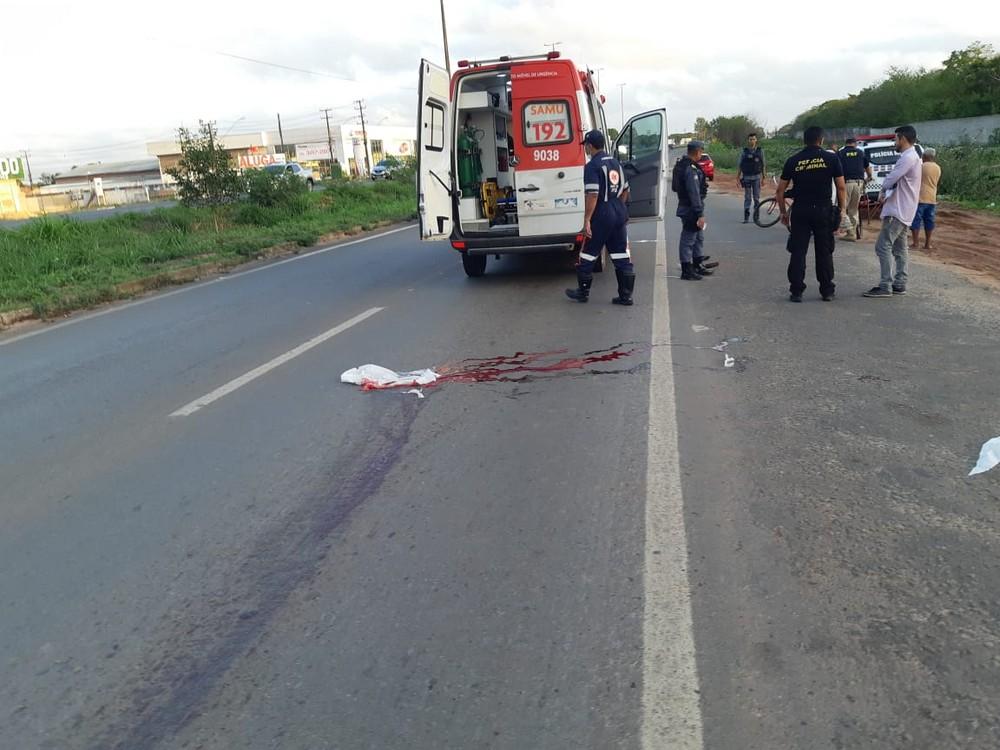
[2,188,999,749]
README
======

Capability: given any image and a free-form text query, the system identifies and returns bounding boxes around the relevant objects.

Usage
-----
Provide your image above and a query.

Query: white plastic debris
[341,364,438,390]
[724,355,735,368]
[405,389,425,399]
[969,436,1000,476]
[692,325,712,333]
[712,342,729,352]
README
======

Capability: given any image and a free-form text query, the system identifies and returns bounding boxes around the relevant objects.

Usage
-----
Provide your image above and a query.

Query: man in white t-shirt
[863,125,922,298]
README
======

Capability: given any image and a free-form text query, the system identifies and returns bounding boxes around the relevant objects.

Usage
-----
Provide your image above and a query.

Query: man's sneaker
[789,293,803,303]
[892,286,907,295]
[863,286,892,298]
[822,293,835,301]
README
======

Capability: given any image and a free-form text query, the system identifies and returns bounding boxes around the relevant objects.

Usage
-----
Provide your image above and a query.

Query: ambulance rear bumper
[452,232,583,256]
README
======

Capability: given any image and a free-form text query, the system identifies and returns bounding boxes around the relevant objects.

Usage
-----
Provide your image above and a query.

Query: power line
[206,48,357,82]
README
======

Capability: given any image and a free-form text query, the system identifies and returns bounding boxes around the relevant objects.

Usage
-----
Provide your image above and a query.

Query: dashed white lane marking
[169,307,383,417]
[643,215,705,749]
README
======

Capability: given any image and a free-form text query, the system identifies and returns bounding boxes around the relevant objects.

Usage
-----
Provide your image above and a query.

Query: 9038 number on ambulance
[417,52,667,277]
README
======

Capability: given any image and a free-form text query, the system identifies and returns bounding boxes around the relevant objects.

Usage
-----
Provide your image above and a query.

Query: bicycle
[753,174,793,229]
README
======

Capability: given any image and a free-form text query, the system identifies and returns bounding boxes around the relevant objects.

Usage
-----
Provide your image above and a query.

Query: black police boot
[612,270,636,306]
[743,210,750,224]
[680,262,703,281]
[693,257,714,276]
[565,272,592,302]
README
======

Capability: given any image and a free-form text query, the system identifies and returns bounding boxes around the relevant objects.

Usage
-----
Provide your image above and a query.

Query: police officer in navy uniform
[672,140,715,280]
[776,125,847,302]
[566,130,636,305]
[737,132,766,223]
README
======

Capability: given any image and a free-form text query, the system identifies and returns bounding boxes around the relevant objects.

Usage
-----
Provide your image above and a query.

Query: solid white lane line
[169,307,383,417]
[643,216,705,748]
[0,225,414,348]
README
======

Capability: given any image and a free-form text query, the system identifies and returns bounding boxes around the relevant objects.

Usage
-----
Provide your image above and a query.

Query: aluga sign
[0,156,25,180]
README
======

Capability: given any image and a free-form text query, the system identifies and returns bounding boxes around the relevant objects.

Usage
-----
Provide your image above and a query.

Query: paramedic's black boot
[680,262,703,281]
[565,273,592,302]
[693,257,714,276]
[612,270,636,306]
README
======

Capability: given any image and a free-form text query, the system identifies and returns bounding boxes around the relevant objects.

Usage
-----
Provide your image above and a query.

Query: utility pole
[320,108,335,177]
[618,84,626,129]
[354,99,370,176]
[277,113,285,154]
[594,68,605,91]
[439,0,451,73]
[21,150,34,187]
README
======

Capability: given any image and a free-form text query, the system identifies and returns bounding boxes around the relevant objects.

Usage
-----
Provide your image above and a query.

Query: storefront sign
[295,142,335,161]
[0,156,25,180]
[237,153,286,169]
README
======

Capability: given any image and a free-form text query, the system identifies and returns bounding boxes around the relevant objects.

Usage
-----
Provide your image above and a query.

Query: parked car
[371,160,398,180]
[264,162,318,191]
[698,153,715,181]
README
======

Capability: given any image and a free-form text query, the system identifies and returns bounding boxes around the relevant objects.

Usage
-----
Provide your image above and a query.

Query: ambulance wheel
[462,253,487,277]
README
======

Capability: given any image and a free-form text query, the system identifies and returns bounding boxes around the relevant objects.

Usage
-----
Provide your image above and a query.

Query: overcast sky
[2,0,998,174]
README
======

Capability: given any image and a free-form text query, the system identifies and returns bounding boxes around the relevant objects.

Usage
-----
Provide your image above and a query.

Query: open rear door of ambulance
[417,59,454,240]
[614,109,667,219]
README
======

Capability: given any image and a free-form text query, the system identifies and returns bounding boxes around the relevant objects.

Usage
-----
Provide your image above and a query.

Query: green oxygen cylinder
[457,126,483,198]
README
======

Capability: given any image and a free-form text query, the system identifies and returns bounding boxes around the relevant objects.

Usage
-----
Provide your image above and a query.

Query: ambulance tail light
[600,95,606,104]
[457,60,470,69]
[451,240,467,251]
[575,234,585,246]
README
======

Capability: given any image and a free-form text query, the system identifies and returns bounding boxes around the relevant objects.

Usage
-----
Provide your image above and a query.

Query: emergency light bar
[457,51,561,68]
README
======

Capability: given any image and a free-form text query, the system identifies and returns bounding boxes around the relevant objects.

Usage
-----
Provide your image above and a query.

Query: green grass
[935,144,1000,205]
[707,139,1000,204]
[705,138,802,177]
[0,180,416,316]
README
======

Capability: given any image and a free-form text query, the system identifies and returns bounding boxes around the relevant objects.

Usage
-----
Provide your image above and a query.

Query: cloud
[1,0,998,172]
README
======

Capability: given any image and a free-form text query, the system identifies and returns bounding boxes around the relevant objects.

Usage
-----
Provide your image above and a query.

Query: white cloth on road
[341,364,438,389]
[969,436,1000,476]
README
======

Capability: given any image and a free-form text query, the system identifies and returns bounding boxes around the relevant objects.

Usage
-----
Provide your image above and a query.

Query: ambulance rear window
[424,102,445,152]
[523,100,573,146]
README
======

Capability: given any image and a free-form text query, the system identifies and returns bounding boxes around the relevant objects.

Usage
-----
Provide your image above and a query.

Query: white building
[270,124,415,176]
[147,124,415,179]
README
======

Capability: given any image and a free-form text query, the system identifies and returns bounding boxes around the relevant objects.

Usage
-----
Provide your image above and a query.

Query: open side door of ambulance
[614,108,667,219]
[417,59,454,240]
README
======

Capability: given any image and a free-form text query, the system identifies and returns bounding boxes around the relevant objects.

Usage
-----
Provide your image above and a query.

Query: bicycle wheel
[753,197,784,228]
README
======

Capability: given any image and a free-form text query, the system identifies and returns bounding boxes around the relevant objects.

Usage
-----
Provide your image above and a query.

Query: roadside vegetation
[786,43,1000,132]
[709,138,1000,207]
[0,122,417,317]
[689,43,1000,207]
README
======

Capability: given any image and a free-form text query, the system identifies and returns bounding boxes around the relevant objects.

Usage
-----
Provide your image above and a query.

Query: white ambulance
[417,52,667,277]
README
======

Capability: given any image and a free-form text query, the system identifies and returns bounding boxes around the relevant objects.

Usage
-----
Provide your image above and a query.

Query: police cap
[687,140,704,153]
[584,130,606,149]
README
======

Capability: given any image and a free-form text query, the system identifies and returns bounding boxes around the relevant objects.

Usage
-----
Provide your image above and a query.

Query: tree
[785,43,1000,130]
[693,117,710,139]
[607,127,620,142]
[706,114,764,147]
[167,121,242,210]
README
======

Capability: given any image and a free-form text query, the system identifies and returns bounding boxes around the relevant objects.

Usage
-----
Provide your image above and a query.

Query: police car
[857,135,924,201]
